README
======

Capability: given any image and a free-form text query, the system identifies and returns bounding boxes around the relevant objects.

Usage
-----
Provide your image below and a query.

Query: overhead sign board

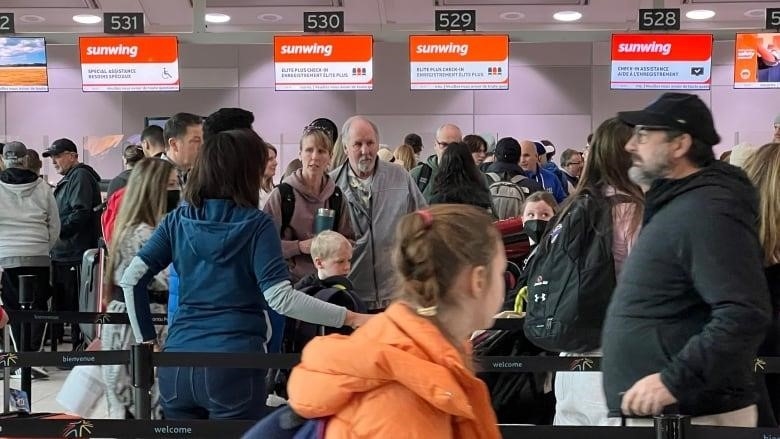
[79,36,179,92]
[273,35,373,91]
[734,33,780,88]
[409,34,509,90]
[610,34,712,90]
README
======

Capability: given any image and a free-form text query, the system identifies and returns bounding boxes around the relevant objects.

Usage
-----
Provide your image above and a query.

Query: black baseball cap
[617,93,721,146]
[42,138,78,157]
[495,137,521,163]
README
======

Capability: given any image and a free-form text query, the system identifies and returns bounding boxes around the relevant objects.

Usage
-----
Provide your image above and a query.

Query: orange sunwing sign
[79,36,179,92]
[734,33,780,89]
[610,34,712,90]
[409,35,508,90]
[273,35,373,91]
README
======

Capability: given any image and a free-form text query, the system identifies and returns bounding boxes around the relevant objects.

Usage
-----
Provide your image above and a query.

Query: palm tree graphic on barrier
[569,358,595,371]
[0,353,17,367]
[62,420,93,438]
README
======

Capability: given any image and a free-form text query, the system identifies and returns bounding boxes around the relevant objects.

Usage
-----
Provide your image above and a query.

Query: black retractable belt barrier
[131,343,154,420]
[655,415,690,439]
[5,309,168,325]
[17,275,35,403]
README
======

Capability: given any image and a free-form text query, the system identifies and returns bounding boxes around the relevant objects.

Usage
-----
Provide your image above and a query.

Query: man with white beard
[331,116,427,311]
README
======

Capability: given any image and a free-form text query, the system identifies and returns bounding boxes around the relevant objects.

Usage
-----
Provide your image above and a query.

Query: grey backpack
[487,172,530,220]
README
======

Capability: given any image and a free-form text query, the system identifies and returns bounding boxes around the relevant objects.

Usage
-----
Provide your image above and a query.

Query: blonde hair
[393,144,416,172]
[330,135,347,171]
[394,205,500,313]
[311,231,350,261]
[107,158,174,285]
[743,142,780,265]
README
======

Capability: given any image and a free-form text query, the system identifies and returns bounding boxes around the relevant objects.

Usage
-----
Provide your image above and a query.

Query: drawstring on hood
[286,169,337,204]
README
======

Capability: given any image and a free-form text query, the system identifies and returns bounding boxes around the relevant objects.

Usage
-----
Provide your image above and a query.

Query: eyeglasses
[632,125,672,144]
[302,124,333,138]
[567,161,583,166]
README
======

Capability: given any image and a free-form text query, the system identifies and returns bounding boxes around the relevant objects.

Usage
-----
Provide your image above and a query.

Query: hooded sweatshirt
[288,303,501,439]
[409,154,440,202]
[119,199,347,352]
[263,169,354,283]
[602,161,771,417]
[0,168,60,268]
[51,163,102,262]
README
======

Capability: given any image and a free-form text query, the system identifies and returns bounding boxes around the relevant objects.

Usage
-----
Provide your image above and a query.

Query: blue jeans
[158,367,268,420]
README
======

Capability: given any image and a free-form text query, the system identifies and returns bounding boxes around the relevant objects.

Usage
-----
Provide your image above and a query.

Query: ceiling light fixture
[553,11,582,22]
[20,15,45,23]
[257,13,283,22]
[205,13,231,24]
[744,9,765,18]
[685,10,715,20]
[72,14,101,24]
[499,12,525,21]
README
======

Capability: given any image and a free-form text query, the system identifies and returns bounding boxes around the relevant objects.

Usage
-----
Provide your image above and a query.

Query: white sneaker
[266,393,288,407]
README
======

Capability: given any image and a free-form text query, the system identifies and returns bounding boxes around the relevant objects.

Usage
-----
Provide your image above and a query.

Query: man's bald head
[519,140,539,173]
[434,123,463,160]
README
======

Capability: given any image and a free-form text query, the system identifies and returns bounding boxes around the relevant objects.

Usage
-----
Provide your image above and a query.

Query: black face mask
[166,190,180,213]
[523,219,549,245]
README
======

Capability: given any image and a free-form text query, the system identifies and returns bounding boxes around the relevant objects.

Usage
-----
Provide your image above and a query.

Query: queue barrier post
[654,415,690,439]
[18,275,35,407]
[131,343,154,419]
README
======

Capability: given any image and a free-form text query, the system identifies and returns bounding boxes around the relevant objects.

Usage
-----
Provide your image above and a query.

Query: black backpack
[523,192,633,353]
[415,163,433,193]
[278,183,343,236]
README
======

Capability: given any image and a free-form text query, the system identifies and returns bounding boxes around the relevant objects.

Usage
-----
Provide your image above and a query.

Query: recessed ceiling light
[499,12,525,21]
[685,9,715,20]
[73,14,101,24]
[553,11,582,22]
[257,13,282,22]
[20,15,45,23]
[744,9,765,18]
[205,13,231,24]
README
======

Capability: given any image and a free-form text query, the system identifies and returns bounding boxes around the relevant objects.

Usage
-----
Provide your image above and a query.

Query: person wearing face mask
[102,158,177,419]
[521,191,558,247]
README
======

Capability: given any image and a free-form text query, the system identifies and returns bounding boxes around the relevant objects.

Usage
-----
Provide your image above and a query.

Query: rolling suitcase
[78,240,107,344]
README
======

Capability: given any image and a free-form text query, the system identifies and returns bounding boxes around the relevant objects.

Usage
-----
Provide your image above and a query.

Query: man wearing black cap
[485,137,542,197]
[602,93,770,427]
[43,138,102,351]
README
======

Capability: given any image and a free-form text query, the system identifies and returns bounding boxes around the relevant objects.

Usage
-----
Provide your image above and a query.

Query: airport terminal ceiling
[3,0,780,44]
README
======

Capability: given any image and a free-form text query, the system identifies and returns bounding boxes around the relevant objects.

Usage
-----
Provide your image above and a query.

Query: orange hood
[288,303,486,420]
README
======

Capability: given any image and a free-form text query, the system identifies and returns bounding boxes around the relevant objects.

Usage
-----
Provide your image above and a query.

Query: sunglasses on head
[303,124,333,138]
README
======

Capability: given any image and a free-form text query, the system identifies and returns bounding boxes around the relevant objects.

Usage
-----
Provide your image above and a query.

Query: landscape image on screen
[0,37,48,91]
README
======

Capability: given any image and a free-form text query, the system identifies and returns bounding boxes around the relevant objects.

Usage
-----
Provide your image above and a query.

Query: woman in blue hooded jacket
[120,128,369,420]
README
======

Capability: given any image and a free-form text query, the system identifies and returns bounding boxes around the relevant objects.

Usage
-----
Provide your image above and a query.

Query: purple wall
[2,40,778,182]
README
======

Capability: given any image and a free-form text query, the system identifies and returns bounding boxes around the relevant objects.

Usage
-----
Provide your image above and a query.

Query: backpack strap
[278,183,295,237]
[416,164,433,192]
[327,185,343,232]
[486,172,500,183]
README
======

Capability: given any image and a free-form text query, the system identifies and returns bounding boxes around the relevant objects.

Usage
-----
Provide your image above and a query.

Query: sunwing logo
[86,44,139,58]
[280,44,333,57]
[617,42,672,56]
[416,43,469,56]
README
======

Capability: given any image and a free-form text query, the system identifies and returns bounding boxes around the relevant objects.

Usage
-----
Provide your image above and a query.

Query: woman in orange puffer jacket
[288,204,505,439]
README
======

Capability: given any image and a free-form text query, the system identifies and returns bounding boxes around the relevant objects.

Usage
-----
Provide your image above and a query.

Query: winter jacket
[331,160,427,310]
[602,161,771,417]
[263,170,354,283]
[119,199,347,352]
[51,163,102,262]
[524,165,567,203]
[289,302,501,439]
[0,168,60,268]
[409,154,439,202]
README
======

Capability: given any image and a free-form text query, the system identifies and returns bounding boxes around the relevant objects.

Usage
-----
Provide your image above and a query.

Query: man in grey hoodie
[0,141,60,355]
[332,116,427,310]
